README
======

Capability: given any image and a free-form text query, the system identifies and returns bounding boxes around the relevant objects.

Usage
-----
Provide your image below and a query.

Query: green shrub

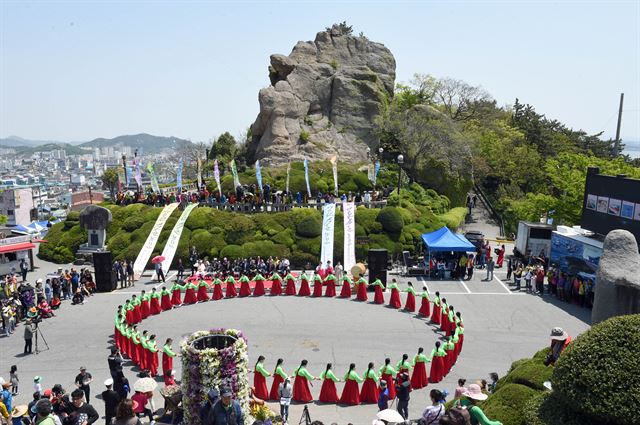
[108,233,131,253]
[185,208,214,231]
[67,211,80,221]
[300,130,310,143]
[296,237,321,255]
[483,384,539,425]
[122,215,146,232]
[190,230,219,257]
[296,216,322,238]
[130,221,155,243]
[220,244,244,259]
[290,252,318,268]
[59,226,87,253]
[377,207,404,233]
[523,392,598,425]
[437,207,468,230]
[242,240,290,259]
[552,314,640,425]
[501,358,553,391]
[272,229,295,246]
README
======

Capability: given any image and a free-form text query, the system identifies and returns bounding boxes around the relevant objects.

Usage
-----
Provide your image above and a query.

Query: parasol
[133,377,158,393]
[151,255,166,264]
[377,408,405,423]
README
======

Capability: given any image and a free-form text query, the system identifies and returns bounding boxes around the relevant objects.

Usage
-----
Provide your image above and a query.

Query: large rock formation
[250,24,396,165]
[592,229,640,323]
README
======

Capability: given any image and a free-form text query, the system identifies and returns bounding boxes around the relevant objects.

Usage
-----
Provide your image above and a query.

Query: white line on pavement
[458,279,471,294]
[494,275,512,294]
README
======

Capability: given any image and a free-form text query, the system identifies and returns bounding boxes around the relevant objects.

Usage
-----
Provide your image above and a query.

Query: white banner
[133,202,179,280]
[159,203,198,274]
[320,203,335,267]
[343,201,356,274]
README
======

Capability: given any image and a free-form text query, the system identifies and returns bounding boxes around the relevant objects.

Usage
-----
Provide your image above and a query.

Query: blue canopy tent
[421,226,476,276]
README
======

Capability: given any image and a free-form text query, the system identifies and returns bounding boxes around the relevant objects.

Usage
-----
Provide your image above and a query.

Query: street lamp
[397,154,404,200]
[122,154,127,190]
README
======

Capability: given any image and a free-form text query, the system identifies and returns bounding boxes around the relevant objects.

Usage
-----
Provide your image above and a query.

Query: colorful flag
[134,157,142,188]
[303,158,311,197]
[373,161,381,186]
[117,167,125,191]
[285,162,291,194]
[230,159,241,189]
[367,163,374,183]
[255,160,263,194]
[176,161,183,191]
[147,162,160,193]
[213,159,222,196]
[329,155,338,195]
[197,158,202,189]
[122,156,129,186]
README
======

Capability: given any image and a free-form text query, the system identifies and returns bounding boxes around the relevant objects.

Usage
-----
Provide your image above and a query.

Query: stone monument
[78,205,112,253]
[592,229,640,323]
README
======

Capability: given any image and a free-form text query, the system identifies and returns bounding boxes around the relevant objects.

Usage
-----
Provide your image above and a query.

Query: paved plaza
[0,249,591,424]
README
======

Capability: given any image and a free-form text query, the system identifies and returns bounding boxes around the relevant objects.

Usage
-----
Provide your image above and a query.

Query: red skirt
[430,356,445,383]
[212,285,223,300]
[339,281,352,298]
[226,281,237,298]
[418,298,430,317]
[270,280,282,296]
[133,305,142,323]
[458,333,464,354]
[431,305,441,324]
[319,379,339,403]
[293,375,312,403]
[410,362,428,389]
[298,280,311,296]
[131,343,139,365]
[356,283,368,301]
[253,372,269,400]
[374,286,385,304]
[162,353,173,375]
[389,289,401,308]
[253,280,265,297]
[381,373,396,400]
[324,280,336,297]
[148,351,158,376]
[285,279,296,296]
[126,309,133,325]
[161,294,172,311]
[359,378,379,403]
[141,301,150,319]
[339,379,360,405]
[239,281,252,297]
[269,375,284,401]
[137,345,146,369]
[150,298,161,315]
[312,281,323,297]
[441,310,449,332]
[171,290,182,306]
[405,292,416,312]
[197,285,210,302]
[183,288,197,304]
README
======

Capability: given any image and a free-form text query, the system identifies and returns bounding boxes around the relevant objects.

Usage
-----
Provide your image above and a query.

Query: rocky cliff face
[250,25,396,165]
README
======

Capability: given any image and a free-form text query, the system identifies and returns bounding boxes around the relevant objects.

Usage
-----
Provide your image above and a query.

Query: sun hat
[79,366,86,371]
[1,382,9,389]
[221,387,232,397]
[33,376,42,383]
[27,307,38,318]
[104,378,113,386]
[463,383,488,401]
[43,389,52,399]
[11,405,28,418]
[379,380,387,388]
[550,327,568,341]
[36,279,43,284]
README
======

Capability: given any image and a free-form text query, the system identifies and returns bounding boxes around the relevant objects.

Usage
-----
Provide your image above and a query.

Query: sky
[1,0,639,144]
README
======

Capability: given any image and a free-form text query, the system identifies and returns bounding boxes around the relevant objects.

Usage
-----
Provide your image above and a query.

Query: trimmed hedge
[377,207,404,233]
[523,392,598,425]
[482,383,538,425]
[499,357,552,391]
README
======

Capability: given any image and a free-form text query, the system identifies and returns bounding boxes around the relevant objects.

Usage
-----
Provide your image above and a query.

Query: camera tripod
[298,405,311,425]
[34,321,50,354]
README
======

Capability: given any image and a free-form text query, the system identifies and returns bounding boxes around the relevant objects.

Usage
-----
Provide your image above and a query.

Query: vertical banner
[147,162,160,193]
[320,203,336,266]
[329,155,338,195]
[343,201,356,274]
[255,160,263,194]
[176,161,183,191]
[303,158,311,197]
[197,158,203,189]
[374,161,381,186]
[213,160,222,196]
[126,166,134,187]
[122,157,129,186]
[285,162,291,194]
[367,163,374,183]
[134,157,142,189]
[230,159,241,189]
[159,203,198,275]
[132,203,180,280]
[117,168,125,191]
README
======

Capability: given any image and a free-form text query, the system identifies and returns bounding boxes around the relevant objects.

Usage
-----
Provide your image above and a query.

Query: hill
[79,133,192,154]
[0,136,69,147]
[12,142,90,156]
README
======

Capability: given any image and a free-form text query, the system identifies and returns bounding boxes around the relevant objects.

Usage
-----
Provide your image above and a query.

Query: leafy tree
[101,168,119,199]
[326,21,353,35]
[0,215,7,225]
[209,132,237,160]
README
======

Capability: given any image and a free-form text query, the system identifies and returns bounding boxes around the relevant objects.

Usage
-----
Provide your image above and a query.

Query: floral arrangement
[181,328,250,424]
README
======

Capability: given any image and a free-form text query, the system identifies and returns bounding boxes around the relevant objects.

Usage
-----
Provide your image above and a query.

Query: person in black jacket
[102,379,120,425]
[395,372,411,420]
[70,388,99,424]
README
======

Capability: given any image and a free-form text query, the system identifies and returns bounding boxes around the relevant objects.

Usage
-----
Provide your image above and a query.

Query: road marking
[458,279,472,294]
[494,275,512,294]
[107,291,525,296]
[153,272,176,289]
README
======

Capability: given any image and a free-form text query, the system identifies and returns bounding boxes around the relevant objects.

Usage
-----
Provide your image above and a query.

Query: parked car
[464,230,485,249]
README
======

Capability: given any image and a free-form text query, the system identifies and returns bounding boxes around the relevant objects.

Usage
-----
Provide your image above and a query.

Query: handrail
[473,183,505,238]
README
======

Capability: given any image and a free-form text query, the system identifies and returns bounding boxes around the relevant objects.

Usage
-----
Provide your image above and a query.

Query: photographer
[395,372,411,421]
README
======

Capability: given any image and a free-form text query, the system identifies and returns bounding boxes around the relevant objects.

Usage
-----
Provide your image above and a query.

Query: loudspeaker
[93,251,116,292]
[368,248,388,287]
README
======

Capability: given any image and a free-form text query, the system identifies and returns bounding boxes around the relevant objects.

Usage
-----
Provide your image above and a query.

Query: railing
[196,200,388,213]
[473,183,505,238]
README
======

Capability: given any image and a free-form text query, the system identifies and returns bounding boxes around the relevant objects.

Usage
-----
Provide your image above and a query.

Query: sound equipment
[368,248,388,287]
[93,251,116,292]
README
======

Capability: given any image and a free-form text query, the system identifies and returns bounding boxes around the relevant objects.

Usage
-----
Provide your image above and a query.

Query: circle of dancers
[112,270,465,405]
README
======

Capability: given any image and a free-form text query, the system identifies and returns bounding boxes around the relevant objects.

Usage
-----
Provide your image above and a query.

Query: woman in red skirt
[379,358,397,400]
[339,364,363,405]
[253,273,266,297]
[371,279,385,304]
[446,306,456,336]
[131,295,142,324]
[396,353,412,377]
[146,334,159,376]
[418,286,431,317]
[284,272,297,296]
[429,341,446,383]
[430,291,441,325]
[270,272,283,296]
[138,330,149,371]
[339,275,353,298]
[162,338,176,377]
[149,288,162,315]
[388,279,402,309]
[444,337,455,375]
[359,362,379,404]
[160,287,172,311]
[410,347,429,390]
[253,355,271,401]
[124,300,134,325]
[292,360,314,403]
[404,282,416,312]
[225,275,237,298]
[196,279,210,302]
[212,277,224,300]
[318,363,339,403]
[440,299,450,333]
[269,358,287,401]
[182,281,198,304]
[140,290,151,319]
[298,271,311,296]
[455,312,464,354]
[324,273,337,297]
[239,275,252,297]
[312,274,323,297]
[356,277,368,302]
[170,283,183,307]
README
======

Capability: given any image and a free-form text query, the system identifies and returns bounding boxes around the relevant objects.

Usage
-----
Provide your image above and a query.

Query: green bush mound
[377,207,404,233]
[437,207,468,229]
[552,314,640,425]
[499,357,552,391]
[523,392,599,425]
[482,383,538,425]
[296,216,322,237]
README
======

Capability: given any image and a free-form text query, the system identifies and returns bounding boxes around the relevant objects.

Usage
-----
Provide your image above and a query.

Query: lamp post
[397,154,404,201]
[122,154,127,190]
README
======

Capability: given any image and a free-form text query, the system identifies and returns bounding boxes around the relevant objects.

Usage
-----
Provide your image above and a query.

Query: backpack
[440,406,472,425]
